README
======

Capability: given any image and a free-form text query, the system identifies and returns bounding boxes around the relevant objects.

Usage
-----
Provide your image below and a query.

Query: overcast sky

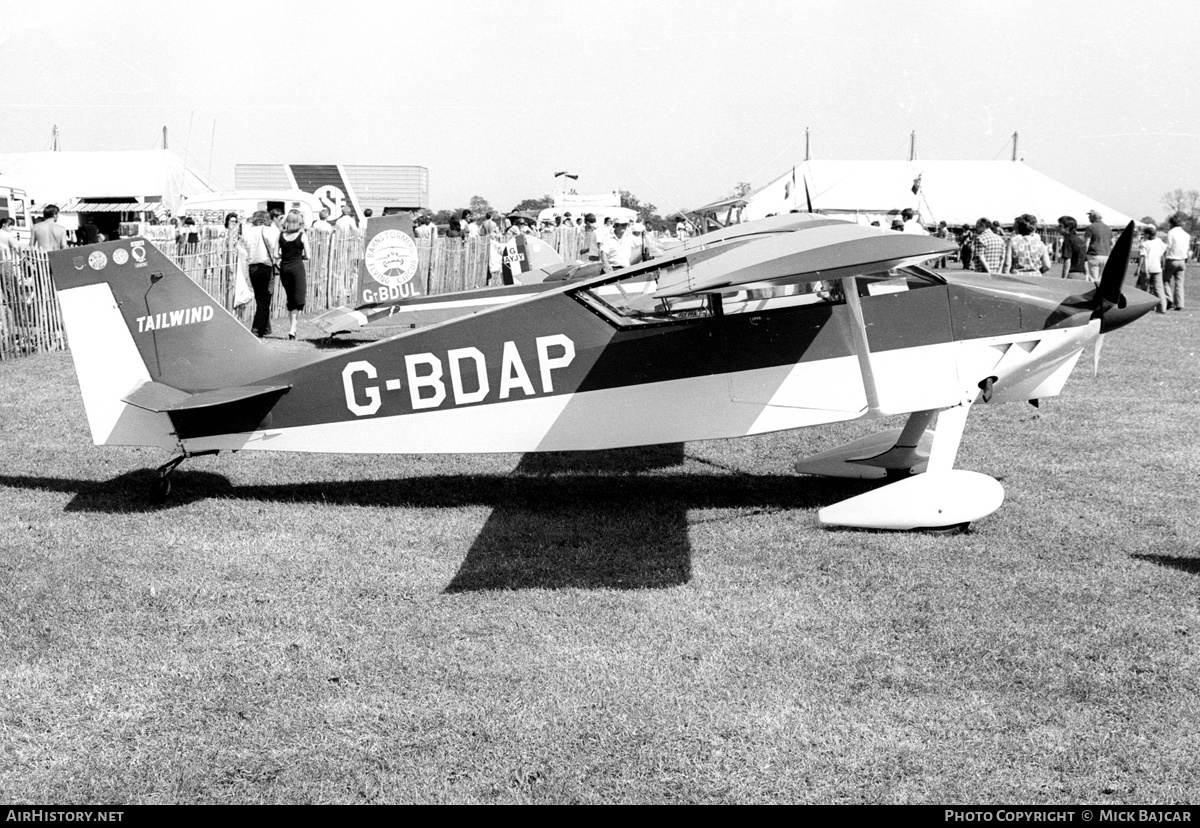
[2,0,1197,220]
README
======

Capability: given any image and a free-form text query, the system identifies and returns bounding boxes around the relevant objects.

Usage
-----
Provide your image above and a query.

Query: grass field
[1,304,1198,804]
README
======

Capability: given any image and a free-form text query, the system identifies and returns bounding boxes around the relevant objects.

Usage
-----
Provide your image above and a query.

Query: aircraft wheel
[149,477,172,503]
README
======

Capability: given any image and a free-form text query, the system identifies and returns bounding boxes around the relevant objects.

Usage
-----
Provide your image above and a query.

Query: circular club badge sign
[364,230,419,288]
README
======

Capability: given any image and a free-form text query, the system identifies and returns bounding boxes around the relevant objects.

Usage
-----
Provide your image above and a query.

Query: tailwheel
[148,455,186,504]
[149,476,172,503]
[146,451,217,504]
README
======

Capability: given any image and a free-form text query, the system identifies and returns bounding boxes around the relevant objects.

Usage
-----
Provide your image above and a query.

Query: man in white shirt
[599,218,636,272]
[1138,226,1168,313]
[311,208,333,234]
[1164,214,1189,311]
[238,210,281,337]
[901,208,928,235]
[334,204,358,234]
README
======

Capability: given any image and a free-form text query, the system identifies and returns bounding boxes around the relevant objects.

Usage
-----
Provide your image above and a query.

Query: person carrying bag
[237,210,280,337]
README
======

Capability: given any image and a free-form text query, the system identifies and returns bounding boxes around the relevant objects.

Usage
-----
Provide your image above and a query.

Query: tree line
[1155,189,1200,233]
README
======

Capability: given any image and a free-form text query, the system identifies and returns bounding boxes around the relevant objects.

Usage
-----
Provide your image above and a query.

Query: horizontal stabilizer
[123,381,291,440]
[312,306,371,335]
[123,381,291,413]
[121,381,191,413]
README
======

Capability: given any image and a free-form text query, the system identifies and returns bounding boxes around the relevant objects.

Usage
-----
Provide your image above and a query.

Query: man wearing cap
[1082,210,1112,283]
[630,222,657,264]
[599,217,636,272]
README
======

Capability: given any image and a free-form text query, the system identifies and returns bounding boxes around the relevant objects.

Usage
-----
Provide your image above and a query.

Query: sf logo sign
[314,185,348,216]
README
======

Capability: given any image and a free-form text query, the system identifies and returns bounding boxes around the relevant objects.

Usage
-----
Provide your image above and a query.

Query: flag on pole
[911,173,922,195]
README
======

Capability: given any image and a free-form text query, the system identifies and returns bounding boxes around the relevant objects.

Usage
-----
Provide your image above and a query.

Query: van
[180,190,324,227]
[0,179,33,246]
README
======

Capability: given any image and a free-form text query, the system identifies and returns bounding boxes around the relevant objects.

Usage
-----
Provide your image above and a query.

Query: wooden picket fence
[0,230,562,361]
[0,255,65,359]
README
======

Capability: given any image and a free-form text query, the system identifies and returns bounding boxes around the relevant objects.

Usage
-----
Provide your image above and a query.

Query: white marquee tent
[0,149,218,214]
[702,160,1133,229]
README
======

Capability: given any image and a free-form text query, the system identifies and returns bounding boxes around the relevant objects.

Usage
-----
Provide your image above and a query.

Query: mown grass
[1,307,1198,804]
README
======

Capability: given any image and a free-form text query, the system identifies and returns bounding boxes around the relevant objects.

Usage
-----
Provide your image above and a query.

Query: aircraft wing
[311,281,565,335]
[654,223,956,298]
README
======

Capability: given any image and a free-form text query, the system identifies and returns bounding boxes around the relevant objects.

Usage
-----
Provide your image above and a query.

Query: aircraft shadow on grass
[0,444,878,593]
[1130,553,1200,576]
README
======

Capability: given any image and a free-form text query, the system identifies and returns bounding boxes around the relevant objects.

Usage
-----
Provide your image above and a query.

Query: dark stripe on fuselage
[253,280,970,429]
[245,269,1107,431]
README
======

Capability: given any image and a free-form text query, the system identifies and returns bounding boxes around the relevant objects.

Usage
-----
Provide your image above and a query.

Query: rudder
[48,238,298,448]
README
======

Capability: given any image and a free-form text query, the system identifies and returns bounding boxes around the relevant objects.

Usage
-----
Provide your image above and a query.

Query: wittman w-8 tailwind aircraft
[48,215,1155,530]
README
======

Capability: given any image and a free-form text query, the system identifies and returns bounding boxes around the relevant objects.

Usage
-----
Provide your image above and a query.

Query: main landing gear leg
[816,396,1004,531]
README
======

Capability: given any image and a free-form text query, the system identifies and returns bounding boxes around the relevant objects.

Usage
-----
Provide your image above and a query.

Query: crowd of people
[0,200,1193,355]
[443,209,665,273]
[224,207,319,339]
[910,209,1189,313]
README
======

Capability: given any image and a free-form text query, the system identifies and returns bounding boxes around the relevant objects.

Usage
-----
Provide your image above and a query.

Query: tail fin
[501,234,565,284]
[48,238,296,448]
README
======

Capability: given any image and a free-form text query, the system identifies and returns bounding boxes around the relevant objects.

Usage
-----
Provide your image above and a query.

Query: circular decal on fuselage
[112,248,129,265]
[365,230,419,287]
[88,251,107,271]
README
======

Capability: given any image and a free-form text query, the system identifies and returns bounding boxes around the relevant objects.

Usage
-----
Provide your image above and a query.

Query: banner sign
[357,213,421,306]
[553,191,620,208]
[290,164,358,221]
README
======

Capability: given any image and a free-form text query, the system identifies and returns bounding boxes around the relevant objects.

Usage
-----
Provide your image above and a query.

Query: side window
[861,265,944,296]
[575,260,716,326]
[574,263,943,326]
[719,280,844,315]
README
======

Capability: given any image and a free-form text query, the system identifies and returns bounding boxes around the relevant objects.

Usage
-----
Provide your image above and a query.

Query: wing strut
[839,276,880,415]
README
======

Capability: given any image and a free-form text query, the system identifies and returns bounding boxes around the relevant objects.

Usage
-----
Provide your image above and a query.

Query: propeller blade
[804,177,814,213]
[1092,332,1105,377]
[1096,221,1136,311]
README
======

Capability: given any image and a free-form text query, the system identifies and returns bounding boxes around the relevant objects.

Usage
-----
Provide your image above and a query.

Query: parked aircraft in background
[312,227,586,336]
[48,215,1154,530]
